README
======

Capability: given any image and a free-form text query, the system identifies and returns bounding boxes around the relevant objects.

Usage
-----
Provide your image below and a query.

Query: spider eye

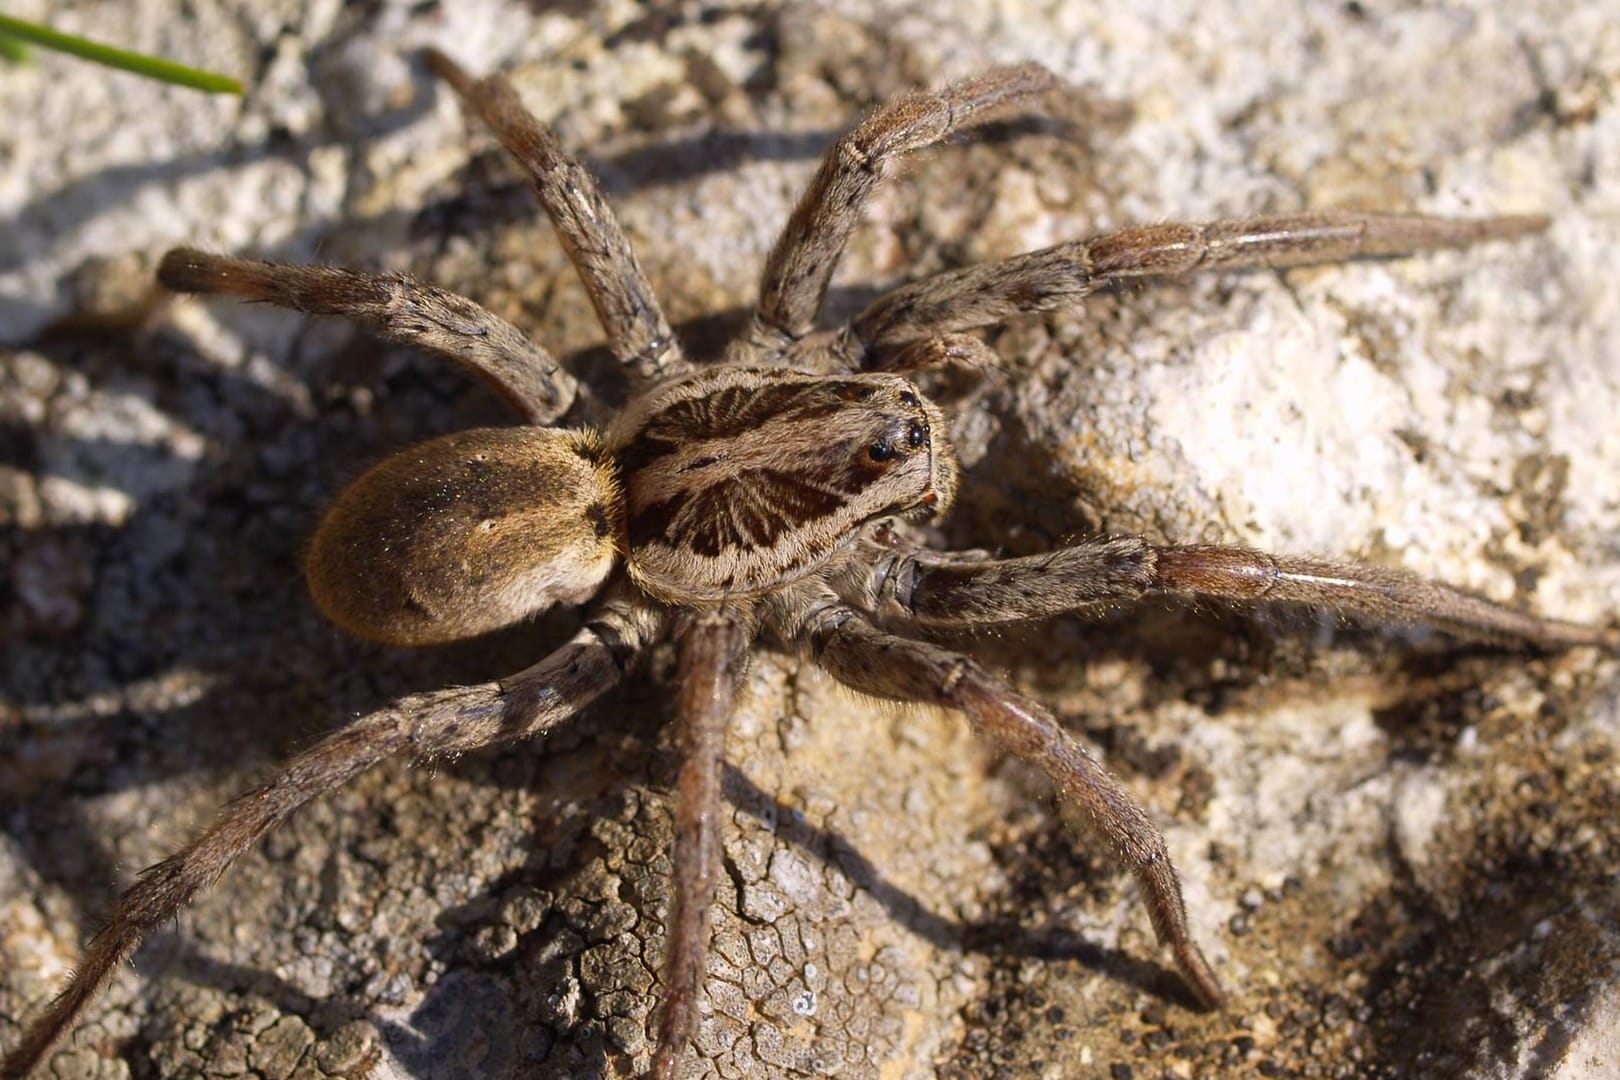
[867,439,896,463]
[906,420,928,448]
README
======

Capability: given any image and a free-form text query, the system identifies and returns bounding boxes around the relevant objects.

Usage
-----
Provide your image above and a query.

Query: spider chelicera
[5,48,1614,1080]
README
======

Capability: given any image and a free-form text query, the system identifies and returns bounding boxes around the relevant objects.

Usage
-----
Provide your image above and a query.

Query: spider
[5,48,1616,1080]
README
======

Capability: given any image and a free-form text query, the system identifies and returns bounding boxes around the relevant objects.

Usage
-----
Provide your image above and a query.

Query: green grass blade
[0,30,31,62]
[0,14,243,93]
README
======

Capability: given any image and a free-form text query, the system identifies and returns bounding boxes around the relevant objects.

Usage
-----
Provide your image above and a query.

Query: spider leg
[0,598,662,1080]
[841,210,1549,365]
[847,534,1617,649]
[736,64,1062,361]
[786,595,1225,1010]
[157,248,578,423]
[652,609,753,1080]
[876,333,1003,379]
[424,49,687,388]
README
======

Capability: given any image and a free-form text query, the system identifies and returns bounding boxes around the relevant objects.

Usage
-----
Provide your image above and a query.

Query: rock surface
[3,1,1618,1078]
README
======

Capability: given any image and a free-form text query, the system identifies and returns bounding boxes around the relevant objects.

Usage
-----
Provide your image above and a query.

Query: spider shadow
[718,763,1200,1004]
[0,311,506,884]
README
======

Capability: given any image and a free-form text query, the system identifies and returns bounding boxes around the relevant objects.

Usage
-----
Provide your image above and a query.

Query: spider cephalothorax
[5,48,1615,1080]
[611,367,957,602]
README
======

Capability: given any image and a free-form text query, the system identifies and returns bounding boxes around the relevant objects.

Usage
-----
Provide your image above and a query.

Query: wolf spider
[6,48,1616,1079]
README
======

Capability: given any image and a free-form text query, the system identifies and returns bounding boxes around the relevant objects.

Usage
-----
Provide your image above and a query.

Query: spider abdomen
[609,366,957,603]
[305,426,622,645]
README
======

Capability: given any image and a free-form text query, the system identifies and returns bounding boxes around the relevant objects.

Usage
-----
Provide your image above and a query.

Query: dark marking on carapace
[631,468,849,556]
[616,433,681,474]
[623,380,865,477]
[629,489,690,549]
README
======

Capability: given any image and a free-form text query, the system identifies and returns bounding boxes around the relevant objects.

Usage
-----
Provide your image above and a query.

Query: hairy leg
[158,248,578,423]
[841,211,1547,362]
[737,64,1062,361]
[0,598,662,1080]
[652,610,753,1080]
[845,534,1617,649]
[866,332,1002,376]
[788,598,1225,1010]
[424,49,686,387]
